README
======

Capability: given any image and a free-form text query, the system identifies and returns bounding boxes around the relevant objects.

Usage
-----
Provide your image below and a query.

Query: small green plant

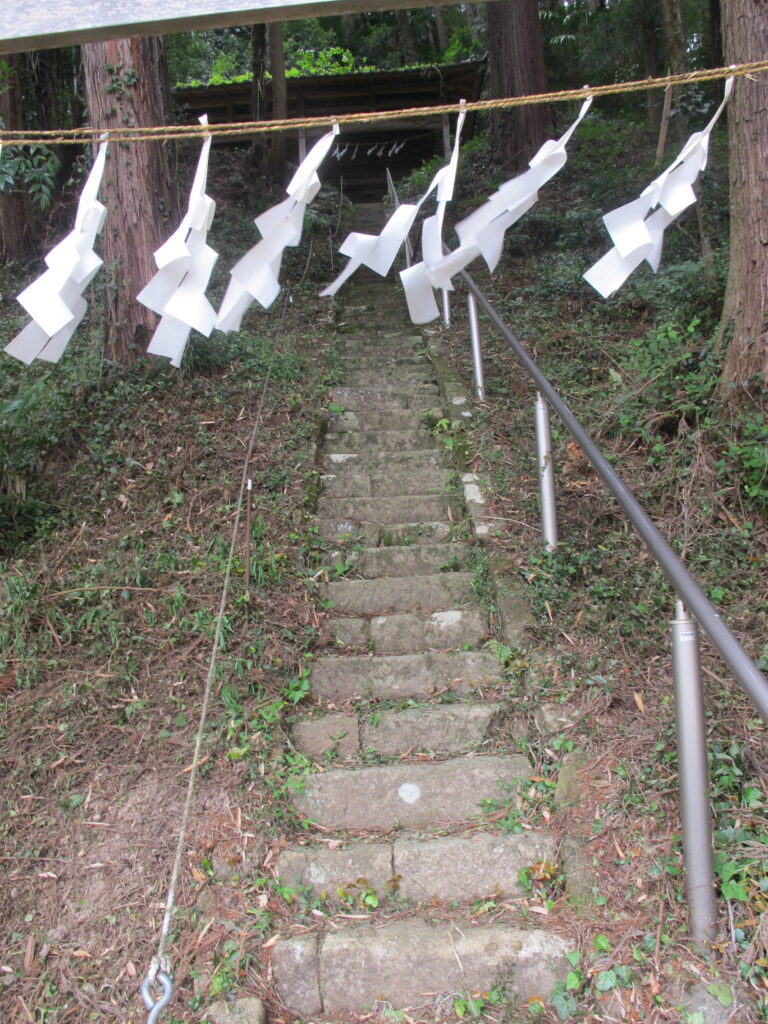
[0,144,61,212]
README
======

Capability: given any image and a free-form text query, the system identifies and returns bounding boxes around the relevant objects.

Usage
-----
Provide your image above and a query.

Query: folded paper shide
[217,124,339,332]
[320,105,466,300]
[5,136,109,365]
[138,115,218,368]
[584,77,733,298]
[399,95,592,324]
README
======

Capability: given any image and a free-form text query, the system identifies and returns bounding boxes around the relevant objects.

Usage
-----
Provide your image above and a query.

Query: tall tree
[249,21,268,193]
[718,0,768,393]
[487,0,550,173]
[658,0,715,268]
[268,23,287,183]
[81,37,175,363]
[0,55,34,263]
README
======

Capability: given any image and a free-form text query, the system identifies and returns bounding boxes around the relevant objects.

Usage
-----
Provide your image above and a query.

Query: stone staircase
[271,207,570,1020]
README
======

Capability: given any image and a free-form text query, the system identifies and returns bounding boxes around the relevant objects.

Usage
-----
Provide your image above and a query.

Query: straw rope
[0,59,764,147]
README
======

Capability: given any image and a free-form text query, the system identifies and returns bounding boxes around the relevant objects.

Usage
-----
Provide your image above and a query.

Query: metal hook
[141,971,174,1024]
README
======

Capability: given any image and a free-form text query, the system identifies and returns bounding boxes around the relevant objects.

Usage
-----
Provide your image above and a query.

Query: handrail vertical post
[671,599,717,947]
[467,292,485,401]
[535,392,558,550]
[245,478,253,601]
[442,288,450,328]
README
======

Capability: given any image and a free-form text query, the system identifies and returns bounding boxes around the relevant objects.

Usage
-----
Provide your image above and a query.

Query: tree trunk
[396,9,419,66]
[81,36,175,363]
[432,8,449,54]
[639,0,662,131]
[718,0,768,392]
[25,47,83,190]
[268,22,287,184]
[659,0,687,76]
[659,0,715,273]
[487,0,550,174]
[0,54,35,264]
[249,22,268,195]
[706,0,723,67]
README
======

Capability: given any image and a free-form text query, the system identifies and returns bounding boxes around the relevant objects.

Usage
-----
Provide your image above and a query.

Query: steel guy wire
[141,339,280,1022]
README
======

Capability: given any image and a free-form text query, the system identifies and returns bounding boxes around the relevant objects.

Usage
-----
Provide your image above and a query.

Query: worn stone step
[323,408,433,435]
[293,702,498,759]
[321,572,475,616]
[335,331,425,347]
[320,449,449,474]
[311,648,501,701]
[317,518,454,546]
[319,464,452,498]
[336,353,430,370]
[331,606,487,653]
[326,542,472,578]
[340,368,436,388]
[278,828,553,903]
[317,494,453,524]
[293,753,530,829]
[272,919,569,1018]
[331,385,438,411]
[324,429,441,453]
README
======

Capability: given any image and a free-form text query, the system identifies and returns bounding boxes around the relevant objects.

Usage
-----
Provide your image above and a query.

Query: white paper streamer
[320,107,467,299]
[216,125,339,332]
[5,136,108,364]
[401,95,593,323]
[584,78,733,298]
[138,116,218,367]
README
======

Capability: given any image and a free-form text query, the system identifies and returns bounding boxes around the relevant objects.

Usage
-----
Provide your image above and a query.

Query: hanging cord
[141,342,280,1023]
[1,59,765,147]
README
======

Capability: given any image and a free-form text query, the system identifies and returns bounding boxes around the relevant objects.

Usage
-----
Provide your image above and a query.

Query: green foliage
[721,400,768,507]
[0,144,61,213]
[285,47,365,78]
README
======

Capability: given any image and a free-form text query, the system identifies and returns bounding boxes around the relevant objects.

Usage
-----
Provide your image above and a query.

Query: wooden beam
[0,0,471,54]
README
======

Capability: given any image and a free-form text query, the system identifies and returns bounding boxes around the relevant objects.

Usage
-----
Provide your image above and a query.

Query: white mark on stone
[464,484,485,505]
[431,610,462,629]
[329,453,357,464]
[307,863,329,884]
[451,396,467,405]
[398,782,421,804]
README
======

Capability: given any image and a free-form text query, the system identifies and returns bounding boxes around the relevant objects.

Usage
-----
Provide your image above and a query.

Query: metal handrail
[456,267,768,945]
[460,268,768,724]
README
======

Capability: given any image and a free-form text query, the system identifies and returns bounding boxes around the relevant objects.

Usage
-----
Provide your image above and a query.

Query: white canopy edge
[0,0,474,53]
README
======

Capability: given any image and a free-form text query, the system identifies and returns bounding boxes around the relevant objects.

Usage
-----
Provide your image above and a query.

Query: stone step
[324,408,433,434]
[330,606,487,654]
[323,542,472,578]
[331,385,438,410]
[293,702,498,759]
[324,429,441,453]
[317,494,454,524]
[319,464,452,498]
[335,332,424,347]
[320,449,449,474]
[292,753,531,829]
[311,648,501,701]
[277,828,554,903]
[272,920,569,1019]
[340,367,436,388]
[317,518,453,546]
[320,572,475,616]
[336,353,430,369]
